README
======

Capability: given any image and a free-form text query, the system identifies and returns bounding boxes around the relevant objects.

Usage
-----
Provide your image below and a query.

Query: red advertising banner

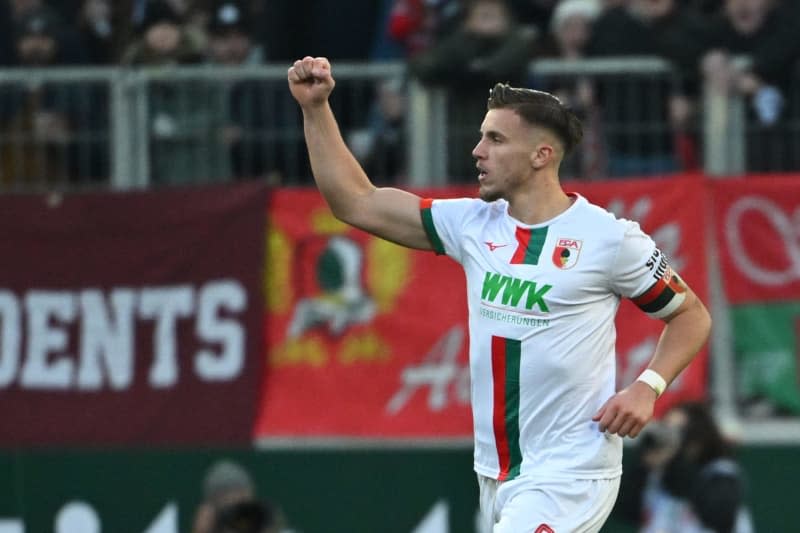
[255,177,709,438]
[710,175,800,304]
[0,182,268,446]
[255,189,472,437]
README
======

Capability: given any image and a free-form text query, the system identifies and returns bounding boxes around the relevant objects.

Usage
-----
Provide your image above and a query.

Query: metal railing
[0,67,115,191]
[528,57,684,180]
[0,63,409,190]
[4,59,797,191]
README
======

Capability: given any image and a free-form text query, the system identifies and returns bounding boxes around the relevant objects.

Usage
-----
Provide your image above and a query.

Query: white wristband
[636,369,667,398]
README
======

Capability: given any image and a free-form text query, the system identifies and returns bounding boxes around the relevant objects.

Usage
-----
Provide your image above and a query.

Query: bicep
[345,187,434,250]
[611,226,692,319]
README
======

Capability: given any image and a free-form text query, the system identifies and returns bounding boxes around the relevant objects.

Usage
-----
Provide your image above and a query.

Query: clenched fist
[288,56,335,109]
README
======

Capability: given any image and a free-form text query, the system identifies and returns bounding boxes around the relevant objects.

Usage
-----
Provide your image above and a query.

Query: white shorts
[477,474,620,533]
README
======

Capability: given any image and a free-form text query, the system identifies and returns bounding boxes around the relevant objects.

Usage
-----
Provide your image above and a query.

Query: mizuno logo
[485,242,509,252]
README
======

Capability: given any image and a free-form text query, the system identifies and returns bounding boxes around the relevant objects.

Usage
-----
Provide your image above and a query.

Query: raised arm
[287,56,433,250]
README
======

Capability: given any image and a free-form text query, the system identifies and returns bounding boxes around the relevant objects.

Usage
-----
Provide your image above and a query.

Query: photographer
[632,402,754,533]
[212,499,286,533]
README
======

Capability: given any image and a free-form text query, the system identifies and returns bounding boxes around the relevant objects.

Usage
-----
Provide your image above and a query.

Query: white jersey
[420,194,686,481]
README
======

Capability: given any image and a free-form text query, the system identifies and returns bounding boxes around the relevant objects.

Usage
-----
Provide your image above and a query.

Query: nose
[472,138,485,160]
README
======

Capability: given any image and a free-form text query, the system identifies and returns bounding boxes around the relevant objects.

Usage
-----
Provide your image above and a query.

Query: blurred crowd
[0,0,799,188]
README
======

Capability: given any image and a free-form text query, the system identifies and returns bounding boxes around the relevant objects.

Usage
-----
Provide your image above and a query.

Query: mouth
[477,166,488,181]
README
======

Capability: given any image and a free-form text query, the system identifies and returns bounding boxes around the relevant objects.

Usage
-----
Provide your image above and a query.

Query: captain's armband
[631,267,687,319]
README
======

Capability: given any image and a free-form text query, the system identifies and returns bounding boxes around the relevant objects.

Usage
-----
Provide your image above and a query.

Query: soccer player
[287,56,711,533]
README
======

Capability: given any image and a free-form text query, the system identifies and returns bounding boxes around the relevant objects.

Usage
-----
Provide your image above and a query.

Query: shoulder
[569,196,656,275]
[573,195,639,239]
[430,197,502,222]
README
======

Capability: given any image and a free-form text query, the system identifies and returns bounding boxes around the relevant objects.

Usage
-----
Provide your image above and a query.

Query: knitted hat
[202,460,255,501]
[550,0,601,32]
[209,1,251,35]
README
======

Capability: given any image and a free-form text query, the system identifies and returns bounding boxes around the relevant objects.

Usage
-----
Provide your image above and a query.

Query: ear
[530,143,554,170]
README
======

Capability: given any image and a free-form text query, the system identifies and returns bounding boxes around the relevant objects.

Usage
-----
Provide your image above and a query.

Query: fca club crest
[552,238,582,269]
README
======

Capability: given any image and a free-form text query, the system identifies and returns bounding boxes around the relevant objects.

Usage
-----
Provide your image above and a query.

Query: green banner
[2,446,798,532]
[0,448,640,533]
[732,302,800,415]
[0,448,478,533]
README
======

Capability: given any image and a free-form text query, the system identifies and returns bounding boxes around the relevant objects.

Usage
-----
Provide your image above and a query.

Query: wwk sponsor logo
[480,272,552,313]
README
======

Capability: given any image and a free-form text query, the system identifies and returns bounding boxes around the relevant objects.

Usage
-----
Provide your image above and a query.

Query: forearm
[301,103,376,222]
[289,57,430,250]
[646,298,712,386]
[593,298,710,436]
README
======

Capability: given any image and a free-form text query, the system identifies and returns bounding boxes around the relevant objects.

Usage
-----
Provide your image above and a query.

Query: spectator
[347,76,408,184]
[121,0,204,65]
[206,0,261,65]
[629,402,754,533]
[193,459,256,533]
[193,459,288,533]
[409,0,537,181]
[586,0,651,56]
[255,0,304,62]
[509,0,559,29]
[370,0,406,60]
[531,0,604,180]
[700,0,800,172]
[386,0,462,58]
[587,0,699,177]
[306,0,384,61]
[632,0,708,171]
[206,0,304,184]
[212,500,285,533]
[7,0,89,63]
[0,6,107,187]
[76,0,117,64]
[123,0,228,185]
[540,0,600,61]
[632,0,709,84]
[260,0,381,62]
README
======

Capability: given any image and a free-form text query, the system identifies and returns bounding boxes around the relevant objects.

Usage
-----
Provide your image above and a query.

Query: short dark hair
[487,83,583,154]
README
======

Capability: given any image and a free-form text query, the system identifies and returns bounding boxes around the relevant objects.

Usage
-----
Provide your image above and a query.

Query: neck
[506,173,572,225]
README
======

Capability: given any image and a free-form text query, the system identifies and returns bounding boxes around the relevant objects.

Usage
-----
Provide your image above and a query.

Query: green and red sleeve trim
[420,198,446,255]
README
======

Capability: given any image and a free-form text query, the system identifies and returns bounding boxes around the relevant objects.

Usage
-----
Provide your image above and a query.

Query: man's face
[465,1,510,36]
[725,0,771,35]
[145,21,181,54]
[472,108,539,202]
[17,33,57,65]
[555,14,592,53]
[209,30,251,65]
